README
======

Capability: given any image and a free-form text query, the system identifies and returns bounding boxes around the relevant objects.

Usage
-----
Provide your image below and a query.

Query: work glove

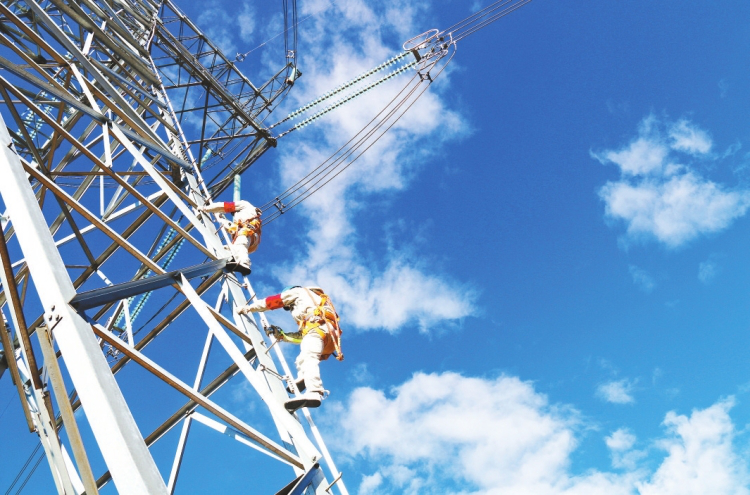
[237,301,263,315]
[265,325,284,339]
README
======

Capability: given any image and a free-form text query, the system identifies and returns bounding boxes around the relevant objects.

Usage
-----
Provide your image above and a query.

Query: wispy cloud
[668,119,712,155]
[606,428,646,470]
[267,0,475,332]
[328,372,750,494]
[597,378,636,404]
[698,254,723,284]
[594,116,750,248]
[629,265,656,293]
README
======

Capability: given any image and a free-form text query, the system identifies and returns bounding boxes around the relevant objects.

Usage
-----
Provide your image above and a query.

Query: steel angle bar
[90,58,168,110]
[178,274,321,465]
[45,0,150,59]
[0,111,169,494]
[113,123,193,171]
[37,323,99,495]
[108,269,222,374]
[95,347,255,490]
[0,82,207,263]
[109,125,218,245]
[91,323,303,468]
[70,258,229,310]
[23,0,158,87]
[275,462,325,495]
[190,412,297,467]
[11,190,168,265]
[206,305,256,348]
[75,0,148,52]
[146,348,255,446]
[0,57,103,123]
[0,226,44,393]
[0,310,34,430]
[0,5,67,65]
[17,357,79,495]
[22,162,165,275]
[19,0,177,155]
[88,79,179,135]
[6,112,211,266]
[166,320,214,492]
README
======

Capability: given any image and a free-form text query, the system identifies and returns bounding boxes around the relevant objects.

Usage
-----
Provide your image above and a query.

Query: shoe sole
[284,397,321,413]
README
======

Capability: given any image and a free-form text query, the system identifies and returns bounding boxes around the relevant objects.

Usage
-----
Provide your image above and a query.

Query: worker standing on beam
[199,200,261,275]
[238,286,343,413]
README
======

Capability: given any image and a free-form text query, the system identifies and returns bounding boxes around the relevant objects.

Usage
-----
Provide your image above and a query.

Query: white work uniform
[242,287,331,395]
[202,200,260,269]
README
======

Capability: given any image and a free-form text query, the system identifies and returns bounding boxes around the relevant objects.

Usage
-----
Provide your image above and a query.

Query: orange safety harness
[227,218,262,252]
[298,288,344,361]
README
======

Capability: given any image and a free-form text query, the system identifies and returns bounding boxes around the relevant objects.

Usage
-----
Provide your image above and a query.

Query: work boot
[285,377,306,394]
[284,392,322,413]
[225,259,251,275]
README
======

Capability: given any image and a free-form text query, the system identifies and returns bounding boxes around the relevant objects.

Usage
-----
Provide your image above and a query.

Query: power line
[13,452,44,495]
[261,48,456,222]
[235,13,311,62]
[4,443,40,495]
[258,0,531,217]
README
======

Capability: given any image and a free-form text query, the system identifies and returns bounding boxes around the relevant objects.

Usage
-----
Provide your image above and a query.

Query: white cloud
[597,379,636,404]
[606,429,645,470]
[236,3,257,43]
[698,254,723,284]
[268,0,474,332]
[600,173,750,247]
[197,1,239,55]
[328,372,750,495]
[668,119,712,155]
[595,116,750,248]
[629,265,655,293]
[637,399,750,495]
[359,472,383,495]
[593,137,669,176]
[607,428,636,451]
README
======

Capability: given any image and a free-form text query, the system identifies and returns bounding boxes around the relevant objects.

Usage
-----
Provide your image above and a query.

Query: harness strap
[231,218,262,249]
[298,289,344,361]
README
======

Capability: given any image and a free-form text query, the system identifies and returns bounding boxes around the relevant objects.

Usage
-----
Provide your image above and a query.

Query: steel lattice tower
[0,0,347,493]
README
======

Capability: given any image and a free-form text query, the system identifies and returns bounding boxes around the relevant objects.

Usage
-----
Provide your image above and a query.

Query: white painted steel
[16,356,77,495]
[167,290,223,493]
[190,412,296,467]
[178,275,322,465]
[92,322,302,467]
[0,114,170,494]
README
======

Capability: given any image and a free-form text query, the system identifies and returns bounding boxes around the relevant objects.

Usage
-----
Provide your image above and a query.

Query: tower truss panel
[0,0,346,493]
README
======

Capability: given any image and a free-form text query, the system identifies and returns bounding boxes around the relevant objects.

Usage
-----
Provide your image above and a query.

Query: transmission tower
[0,0,347,493]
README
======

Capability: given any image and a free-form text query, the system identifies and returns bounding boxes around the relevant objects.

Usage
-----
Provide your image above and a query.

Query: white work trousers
[295,332,324,395]
[229,234,251,268]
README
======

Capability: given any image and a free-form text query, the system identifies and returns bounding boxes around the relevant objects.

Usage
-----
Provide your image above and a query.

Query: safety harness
[299,288,343,361]
[221,202,263,252]
[262,288,344,361]
[226,218,262,252]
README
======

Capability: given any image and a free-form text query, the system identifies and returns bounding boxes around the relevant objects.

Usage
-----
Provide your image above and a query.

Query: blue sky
[2,0,750,493]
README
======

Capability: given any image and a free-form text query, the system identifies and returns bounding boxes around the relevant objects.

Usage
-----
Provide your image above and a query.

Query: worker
[199,200,261,275]
[237,286,343,413]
